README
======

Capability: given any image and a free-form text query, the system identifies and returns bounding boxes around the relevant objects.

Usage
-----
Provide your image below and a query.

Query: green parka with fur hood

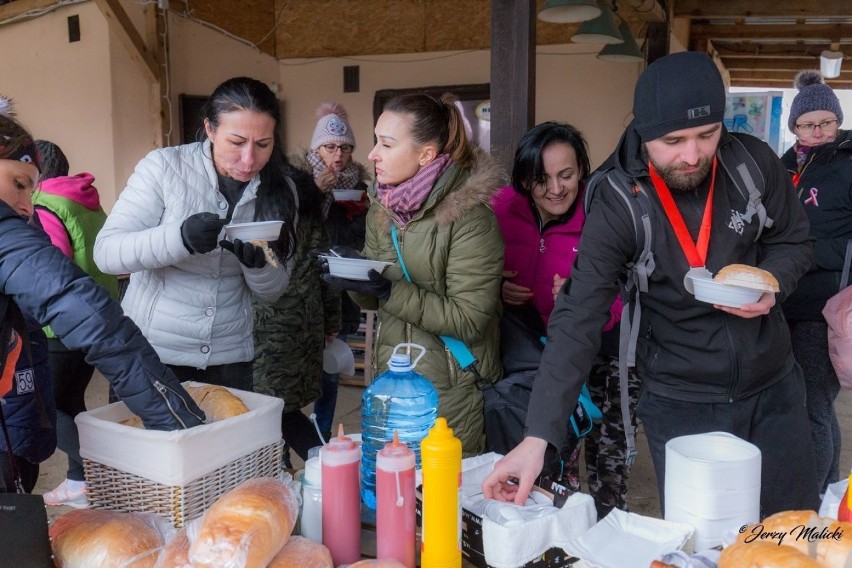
[351,150,505,455]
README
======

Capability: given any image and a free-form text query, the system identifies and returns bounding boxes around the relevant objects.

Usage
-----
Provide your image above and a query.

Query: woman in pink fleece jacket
[491,122,638,519]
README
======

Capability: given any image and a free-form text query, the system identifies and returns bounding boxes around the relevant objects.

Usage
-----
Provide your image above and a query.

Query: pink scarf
[375,154,452,226]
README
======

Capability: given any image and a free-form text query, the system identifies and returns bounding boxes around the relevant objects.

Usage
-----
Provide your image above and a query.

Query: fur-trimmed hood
[371,148,507,232]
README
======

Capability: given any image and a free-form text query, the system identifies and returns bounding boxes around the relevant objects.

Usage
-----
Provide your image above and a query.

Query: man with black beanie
[484,52,819,518]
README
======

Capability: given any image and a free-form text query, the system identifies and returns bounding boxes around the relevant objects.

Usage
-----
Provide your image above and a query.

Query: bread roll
[154,528,191,568]
[816,519,852,568]
[346,560,407,568]
[736,510,819,556]
[714,264,780,293]
[267,535,333,568]
[250,239,279,268]
[185,384,249,422]
[719,542,823,567]
[120,384,248,428]
[188,478,298,568]
[50,509,167,568]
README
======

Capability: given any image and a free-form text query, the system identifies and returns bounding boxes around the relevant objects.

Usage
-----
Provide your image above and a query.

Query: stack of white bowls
[664,432,761,550]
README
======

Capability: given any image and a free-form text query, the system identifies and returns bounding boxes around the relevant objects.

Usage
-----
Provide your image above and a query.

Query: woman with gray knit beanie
[780,69,851,495]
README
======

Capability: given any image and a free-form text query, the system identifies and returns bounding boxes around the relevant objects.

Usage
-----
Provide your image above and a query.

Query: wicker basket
[83,440,283,527]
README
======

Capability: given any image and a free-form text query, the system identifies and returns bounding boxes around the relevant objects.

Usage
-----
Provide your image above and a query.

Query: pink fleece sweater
[35,173,101,258]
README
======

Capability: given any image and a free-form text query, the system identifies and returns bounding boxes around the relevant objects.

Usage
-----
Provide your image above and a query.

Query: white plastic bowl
[684,270,762,308]
[223,220,284,242]
[332,189,365,201]
[321,255,392,281]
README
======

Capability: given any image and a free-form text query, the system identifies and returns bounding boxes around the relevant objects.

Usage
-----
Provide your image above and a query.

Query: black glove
[180,212,227,254]
[330,245,366,259]
[322,269,391,300]
[220,238,267,268]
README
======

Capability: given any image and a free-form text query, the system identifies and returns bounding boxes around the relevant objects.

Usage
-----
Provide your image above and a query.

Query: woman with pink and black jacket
[491,122,638,519]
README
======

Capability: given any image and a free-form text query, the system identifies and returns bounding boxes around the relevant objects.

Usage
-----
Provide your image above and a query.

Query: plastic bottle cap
[322,424,361,466]
[428,417,453,439]
[377,434,416,472]
[388,352,412,372]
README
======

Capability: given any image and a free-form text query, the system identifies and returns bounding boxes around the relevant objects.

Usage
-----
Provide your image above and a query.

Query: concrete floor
[35,373,852,522]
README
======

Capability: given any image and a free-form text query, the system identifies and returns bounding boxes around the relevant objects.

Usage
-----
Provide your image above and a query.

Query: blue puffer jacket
[0,201,205,430]
[0,311,56,464]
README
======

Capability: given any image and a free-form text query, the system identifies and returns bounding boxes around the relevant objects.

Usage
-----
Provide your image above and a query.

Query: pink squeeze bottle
[322,424,362,566]
[376,431,416,568]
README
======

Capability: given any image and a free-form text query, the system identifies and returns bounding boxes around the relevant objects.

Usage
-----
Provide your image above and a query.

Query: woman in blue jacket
[0,99,204,493]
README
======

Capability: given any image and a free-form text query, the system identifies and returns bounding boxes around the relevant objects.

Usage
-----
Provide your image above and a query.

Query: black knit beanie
[34,139,69,180]
[788,70,843,133]
[633,52,727,142]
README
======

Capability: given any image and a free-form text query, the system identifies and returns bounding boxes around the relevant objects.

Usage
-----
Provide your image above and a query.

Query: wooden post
[490,0,536,171]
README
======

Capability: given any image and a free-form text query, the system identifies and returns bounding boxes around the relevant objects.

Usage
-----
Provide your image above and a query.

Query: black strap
[841,239,852,291]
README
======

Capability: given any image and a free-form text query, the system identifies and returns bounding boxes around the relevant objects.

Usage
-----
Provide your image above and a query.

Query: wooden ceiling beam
[690,23,852,42]
[673,0,852,19]
[0,0,57,20]
[731,78,852,87]
[721,57,847,72]
[711,42,847,58]
[729,69,852,84]
[93,0,158,83]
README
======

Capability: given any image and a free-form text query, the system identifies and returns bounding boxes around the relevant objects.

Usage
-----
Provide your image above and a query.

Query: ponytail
[439,94,475,168]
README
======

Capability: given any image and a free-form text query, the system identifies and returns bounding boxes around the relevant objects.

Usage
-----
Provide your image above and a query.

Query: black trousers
[167,361,254,392]
[637,363,820,518]
[48,340,93,481]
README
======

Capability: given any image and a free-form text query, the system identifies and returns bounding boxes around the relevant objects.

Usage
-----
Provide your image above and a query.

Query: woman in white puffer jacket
[95,77,298,390]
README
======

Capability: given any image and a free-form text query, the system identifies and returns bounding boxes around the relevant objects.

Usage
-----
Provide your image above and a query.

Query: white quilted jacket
[94,141,293,368]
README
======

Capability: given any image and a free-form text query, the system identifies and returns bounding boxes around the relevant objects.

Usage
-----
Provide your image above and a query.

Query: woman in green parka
[326,93,505,454]
[253,162,341,466]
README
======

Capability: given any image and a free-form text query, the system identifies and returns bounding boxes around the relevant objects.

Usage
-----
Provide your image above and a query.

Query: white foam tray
[77,381,283,486]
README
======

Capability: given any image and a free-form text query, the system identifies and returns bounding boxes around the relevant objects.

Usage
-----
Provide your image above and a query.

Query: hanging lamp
[571,1,624,44]
[538,0,601,24]
[597,22,644,62]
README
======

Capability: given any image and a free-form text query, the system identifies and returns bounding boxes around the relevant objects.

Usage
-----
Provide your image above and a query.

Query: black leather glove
[220,238,267,268]
[180,212,227,254]
[322,269,391,300]
[330,245,366,259]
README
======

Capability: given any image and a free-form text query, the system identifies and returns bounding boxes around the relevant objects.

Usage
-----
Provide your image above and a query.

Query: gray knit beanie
[633,52,727,142]
[788,70,843,133]
[310,102,355,151]
[34,139,69,180]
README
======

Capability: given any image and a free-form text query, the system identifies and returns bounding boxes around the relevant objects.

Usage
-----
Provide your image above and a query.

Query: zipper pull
[539,238,546,253]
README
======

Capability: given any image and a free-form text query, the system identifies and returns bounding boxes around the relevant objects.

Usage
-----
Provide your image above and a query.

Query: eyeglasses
[795,119,839,134]
[321,144,353,155]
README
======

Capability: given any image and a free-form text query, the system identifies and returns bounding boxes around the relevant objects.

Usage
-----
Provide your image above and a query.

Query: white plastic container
[76,382,284,486]
[301,453,323,543]
[320,256,393,281]
[223,220,284,241]
[664,432,761,550]
[684,269,762,308]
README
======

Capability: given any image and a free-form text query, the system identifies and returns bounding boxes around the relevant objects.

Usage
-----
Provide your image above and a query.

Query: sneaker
[43,480,88,509]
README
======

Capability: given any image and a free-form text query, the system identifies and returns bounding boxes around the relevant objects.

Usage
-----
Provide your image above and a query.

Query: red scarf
[375,154,452,227]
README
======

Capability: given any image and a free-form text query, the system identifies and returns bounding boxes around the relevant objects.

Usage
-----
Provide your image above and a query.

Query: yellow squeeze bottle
[420,417,462,568]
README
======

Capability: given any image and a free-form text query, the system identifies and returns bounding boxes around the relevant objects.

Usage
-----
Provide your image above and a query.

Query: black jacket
[526,125,813,450]
[0,202,204,430]
[780,129,852,321]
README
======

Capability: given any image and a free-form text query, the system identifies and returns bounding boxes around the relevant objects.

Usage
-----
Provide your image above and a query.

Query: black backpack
[582,133,773,465]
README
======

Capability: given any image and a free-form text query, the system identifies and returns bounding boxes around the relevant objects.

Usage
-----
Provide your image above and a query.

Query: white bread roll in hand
[719,542,823,567]
[154,528,191,568]
[267,535,333,568]
[188,478,298,568]
[714,264,780,293]
[50,509,170,568]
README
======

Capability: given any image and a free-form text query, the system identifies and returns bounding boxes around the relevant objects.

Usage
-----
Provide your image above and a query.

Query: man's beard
[643,147,713,192]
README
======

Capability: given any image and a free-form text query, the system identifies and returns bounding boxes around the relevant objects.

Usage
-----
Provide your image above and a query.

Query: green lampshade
[597,23,644,62]
[570,1,624,44]
[538,0,602,23]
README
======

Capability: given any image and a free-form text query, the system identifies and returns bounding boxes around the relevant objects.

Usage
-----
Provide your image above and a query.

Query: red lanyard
[648,158,717,267]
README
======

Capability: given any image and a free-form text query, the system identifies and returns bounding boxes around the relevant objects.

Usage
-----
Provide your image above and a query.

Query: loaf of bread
[714,263,780,292]
[50,509,168,568]
[188,478,298,568]
[154,528,191,568]
[816,519,852,567]
[119,384,248,428]
[185,384,249,422]
[267,535,333,568]
[719,542,823,567]
[346,560,407,568]
[736,510,819,556]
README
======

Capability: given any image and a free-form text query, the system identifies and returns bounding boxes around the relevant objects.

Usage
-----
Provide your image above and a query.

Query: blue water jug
[361,343,438,509]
